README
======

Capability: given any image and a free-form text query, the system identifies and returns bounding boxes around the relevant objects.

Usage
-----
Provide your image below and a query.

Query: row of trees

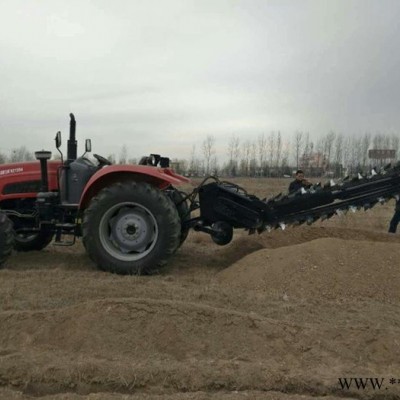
[184,131,400,178]
[0,146,34,164]
[2,131,399,178]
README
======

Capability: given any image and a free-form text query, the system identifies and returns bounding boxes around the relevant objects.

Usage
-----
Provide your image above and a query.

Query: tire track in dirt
[0,387,360,400]
[0,298,399,399]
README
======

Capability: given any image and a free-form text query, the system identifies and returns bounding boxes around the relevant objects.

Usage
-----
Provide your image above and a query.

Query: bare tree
[267,132,275,174]
[372,133,385,149]
[342,136,352,174]
[106,153,116,164]
[0,152,7,164]
[257,133,267,175]
[315,136,326,171]
[9,146,34,162]
[275,131,282,170]
[189,144,200,176]
[361,133,371,168]
[240,139,252,176]
[334,134,344,176]
[202,135,216,175]
[250,141,257,176]
[302,132,310,171]
[280,140,291,174]
[349,137,362,173]
[118,144,128,164]
[382,133,391,148]
[324,131,336,170]
[293,131,303,170]
[227,134,240,176]
[210,155,219,175]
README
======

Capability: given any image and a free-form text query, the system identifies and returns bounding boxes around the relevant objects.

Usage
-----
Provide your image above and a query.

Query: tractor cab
[54,114,111,205]
[33,113,114,245]
[34,114,107,207]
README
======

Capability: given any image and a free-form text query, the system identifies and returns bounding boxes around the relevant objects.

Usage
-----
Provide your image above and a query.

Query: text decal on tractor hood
[0,167,24,176]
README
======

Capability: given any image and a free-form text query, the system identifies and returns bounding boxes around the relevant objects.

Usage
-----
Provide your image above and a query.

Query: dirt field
[1,178,400,400]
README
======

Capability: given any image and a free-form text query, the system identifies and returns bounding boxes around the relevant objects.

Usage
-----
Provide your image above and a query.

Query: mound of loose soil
[254,225,400,250]
[217,237,400,302]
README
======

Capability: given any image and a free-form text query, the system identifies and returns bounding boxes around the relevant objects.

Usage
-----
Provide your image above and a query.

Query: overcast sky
[1,0,400,161]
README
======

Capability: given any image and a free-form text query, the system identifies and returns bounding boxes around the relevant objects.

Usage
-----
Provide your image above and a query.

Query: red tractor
[0,114,191,274]
[1,113,400,275]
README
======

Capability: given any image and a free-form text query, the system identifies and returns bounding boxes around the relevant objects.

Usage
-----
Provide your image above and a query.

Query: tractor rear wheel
[14,229,53,252]
[0,213,14,267]
[82,181,181,275]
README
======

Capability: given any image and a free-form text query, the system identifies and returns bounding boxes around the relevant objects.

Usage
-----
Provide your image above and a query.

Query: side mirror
[55,131,62,149]
[85,139,92,153]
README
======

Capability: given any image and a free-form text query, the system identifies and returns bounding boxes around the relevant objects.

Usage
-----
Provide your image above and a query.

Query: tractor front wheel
[0,213,14,267]
[82,181,181,275]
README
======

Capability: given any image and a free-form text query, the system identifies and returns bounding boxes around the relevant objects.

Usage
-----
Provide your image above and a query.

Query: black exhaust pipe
[67,113,77,163]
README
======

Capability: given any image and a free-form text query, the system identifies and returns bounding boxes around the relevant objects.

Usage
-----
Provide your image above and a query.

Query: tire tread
[82,181,180,275]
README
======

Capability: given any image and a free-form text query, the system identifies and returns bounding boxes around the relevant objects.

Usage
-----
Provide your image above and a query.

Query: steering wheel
[93,154,112,166]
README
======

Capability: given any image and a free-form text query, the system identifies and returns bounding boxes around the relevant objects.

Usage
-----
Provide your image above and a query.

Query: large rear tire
[14,229,53,252]
[82,181,181,275]
[0,213,14,267]
[168,188,190,247]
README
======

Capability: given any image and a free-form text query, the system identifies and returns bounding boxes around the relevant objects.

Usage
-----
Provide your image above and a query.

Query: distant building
[299,152,327,175]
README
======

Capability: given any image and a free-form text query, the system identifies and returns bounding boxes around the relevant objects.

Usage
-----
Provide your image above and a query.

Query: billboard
[368,149,396,159]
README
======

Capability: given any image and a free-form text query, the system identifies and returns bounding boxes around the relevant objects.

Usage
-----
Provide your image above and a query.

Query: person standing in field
[388,198,400,233]
[288,170,312,193]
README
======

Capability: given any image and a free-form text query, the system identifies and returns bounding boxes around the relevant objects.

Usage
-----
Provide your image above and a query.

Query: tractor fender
[79,165,190,209]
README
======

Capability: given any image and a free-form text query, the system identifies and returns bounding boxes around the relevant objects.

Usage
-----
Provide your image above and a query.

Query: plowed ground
[1,178,400,400]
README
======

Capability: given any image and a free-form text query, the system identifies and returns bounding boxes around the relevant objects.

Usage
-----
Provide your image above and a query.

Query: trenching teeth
[358,173,363,179]
[321,214,328,221]
[371,169,377,176]
[306,216,314,225]
[265,225,273,232]
[364,203,371,210]
[378,197,385,204]
[279,222,286,230]
[349,206,357,213]
[300,187,307,194]
[330,179,336,187]
[394,194,400,201]
[335,209,343,217]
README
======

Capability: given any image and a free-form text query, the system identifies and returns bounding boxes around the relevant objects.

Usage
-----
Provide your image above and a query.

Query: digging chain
[260,163,400,232]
